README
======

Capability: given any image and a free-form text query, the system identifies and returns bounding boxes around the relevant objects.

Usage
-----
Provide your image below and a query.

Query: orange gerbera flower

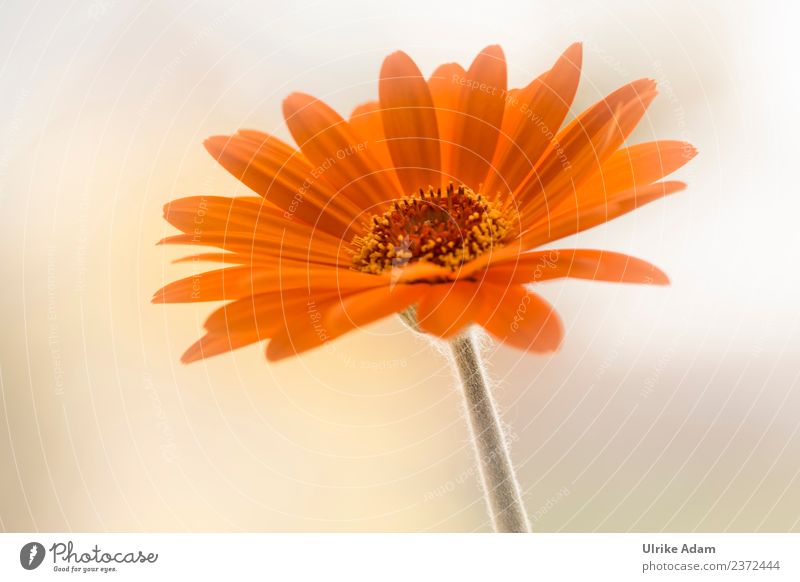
[154,43,696,363]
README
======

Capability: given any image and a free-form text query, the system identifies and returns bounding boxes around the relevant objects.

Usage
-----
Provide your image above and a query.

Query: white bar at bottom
[0,533,796,581]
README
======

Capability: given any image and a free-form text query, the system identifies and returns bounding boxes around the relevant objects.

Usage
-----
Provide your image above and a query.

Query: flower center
[351,184,513,274]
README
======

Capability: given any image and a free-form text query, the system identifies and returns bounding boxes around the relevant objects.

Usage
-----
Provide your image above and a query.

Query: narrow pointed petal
[449,46,507,189]
[181,331,266,363]
[152,264,388,303]
[520,179,687,250]
[204,132,360,237]
[379,51,441,193]
[283,93,402,209]
[482,249,670,286]
[158,230,347,266]
[485,43,583,196]
[164,196,280,234]
[428,62,466,182]
[163,196,346,244]
[172,253,246,265]
[349,101,393,168]
[455,178,684,279]
[515,79,659,221]
[571,140,697,204]
[267,284,425,360]
[181,290,341,362]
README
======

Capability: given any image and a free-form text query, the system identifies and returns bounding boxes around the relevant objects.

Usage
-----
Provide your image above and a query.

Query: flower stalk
[400,308,530,532]
[449,332,531,533]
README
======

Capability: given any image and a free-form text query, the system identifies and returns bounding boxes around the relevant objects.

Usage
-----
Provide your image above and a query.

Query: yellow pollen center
[351,184,513,274]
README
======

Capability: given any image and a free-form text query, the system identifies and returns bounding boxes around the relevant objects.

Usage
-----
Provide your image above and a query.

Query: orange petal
[182,289,348,363]
[283,93,402,210]
[204,132,360,237]
[158,230,347,266]
[449,46,507,189]
[152,264,387,303]
[428,62,466,183]
[568,140,697,206]
[349,101,393,168]
[476,284,563,352]
[164,196,279,234]
[515,78,658,222]
[172,253,246,265]
[379,51,441,193]
[202,292,282,333]
[416,281,481,338]
[482,249,670,286]
[163,196,346,243]
[162,196,350,260]
[182,330,267,363]
[266,284,426,360]
[485,43,582,196]
[520,179,688,250]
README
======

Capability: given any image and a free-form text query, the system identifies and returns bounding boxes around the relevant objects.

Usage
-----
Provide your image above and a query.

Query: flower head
[153,43,696,362]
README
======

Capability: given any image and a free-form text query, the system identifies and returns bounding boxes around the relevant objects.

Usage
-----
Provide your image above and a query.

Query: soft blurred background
[1,0,798,532]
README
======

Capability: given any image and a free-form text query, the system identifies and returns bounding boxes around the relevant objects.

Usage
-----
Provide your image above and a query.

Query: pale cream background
[1,0,798,531]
